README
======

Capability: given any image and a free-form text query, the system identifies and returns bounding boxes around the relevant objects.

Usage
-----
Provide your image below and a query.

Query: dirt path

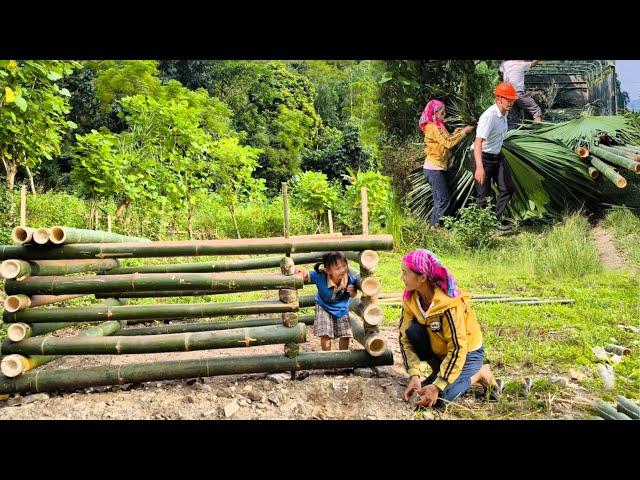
[592,225,631,270]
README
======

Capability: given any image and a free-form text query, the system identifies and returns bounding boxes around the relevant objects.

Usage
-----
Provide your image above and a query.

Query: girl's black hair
[313,251,348,274]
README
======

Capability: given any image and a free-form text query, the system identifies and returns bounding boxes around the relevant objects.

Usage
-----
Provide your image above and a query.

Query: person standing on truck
[499,60,543,127]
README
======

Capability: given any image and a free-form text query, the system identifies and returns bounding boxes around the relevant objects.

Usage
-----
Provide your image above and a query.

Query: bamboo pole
[107,215,112,233]
[11,226,34,245]
[354,275,381,297]
[0,323,307,356]
[575,146,590,158]
[117,315,316,336]
[589,156,626,188]
[20,186,27,227]
[0,349,394,394]
[282,182,290,239]
[598,145,640,162]
[7,322,76,342]
[103,250,378,276]
[5,272,304,296]
[0,320,123,378]
[328,209,334,234]
[49,226,148,245]
[0,235,394,261]
[4,299,299,324]
[590,146,640,174]
[349,313,386,357]
[32,228,50,245]
[594,400,632,420]
[361,186,369,235]
[588,167,600,179]
[616,396,640,420]
[0,258,119,279]
[3,294,87,312]
[619,145,640,155]
[605,344,631,355]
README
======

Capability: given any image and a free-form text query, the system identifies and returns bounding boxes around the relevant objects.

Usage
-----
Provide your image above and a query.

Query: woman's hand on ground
[417,384,440,407]
[403,376,422,401]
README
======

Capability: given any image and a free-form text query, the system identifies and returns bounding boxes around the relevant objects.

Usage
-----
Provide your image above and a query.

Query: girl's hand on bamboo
[463,125,475,135]
[296,267,309,281]
[346,284,356,297]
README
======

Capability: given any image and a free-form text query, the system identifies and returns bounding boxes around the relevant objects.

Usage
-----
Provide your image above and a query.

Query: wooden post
[328,209,334,234]
[94,210,100,231]
[20,186,27,227]
[107,215,112,233]
[25,166,36,196]
[282,182,290,239]
[360,186,369,236]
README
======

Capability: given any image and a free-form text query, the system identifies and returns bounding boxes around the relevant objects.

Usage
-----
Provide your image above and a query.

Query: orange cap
[494,82,519,100]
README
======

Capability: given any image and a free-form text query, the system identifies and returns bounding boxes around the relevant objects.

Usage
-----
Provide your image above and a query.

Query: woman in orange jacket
[399,248,498,408]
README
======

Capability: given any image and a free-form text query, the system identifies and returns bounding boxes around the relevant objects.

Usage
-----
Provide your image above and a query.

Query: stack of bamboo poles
[591,396,639,420]
[0,227,395,395]
[576,144,640,189]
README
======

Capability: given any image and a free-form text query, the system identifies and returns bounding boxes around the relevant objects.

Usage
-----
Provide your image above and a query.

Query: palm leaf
[534,115,640,148]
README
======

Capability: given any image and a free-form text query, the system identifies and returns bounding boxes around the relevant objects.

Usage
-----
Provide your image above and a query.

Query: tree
[0,60,80,189]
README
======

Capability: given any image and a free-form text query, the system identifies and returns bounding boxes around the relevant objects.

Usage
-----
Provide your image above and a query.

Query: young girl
[297,251,359,351]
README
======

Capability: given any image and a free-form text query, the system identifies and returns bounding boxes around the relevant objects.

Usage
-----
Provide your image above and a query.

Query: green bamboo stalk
[506,299,575,305]
[349,313,386,356]
[598,144,640,161]
[3,294,88,312]
[0,320,124,377]
[594,400,632,420]
[616,396,640,420]
[117,315,316,336]
[591,146,640,174]
[0,235,394,261]
[4,299,298,324]
[0,349,394,394]
[6,322,76,342]
[0,323,307,356]
[0,259,119,279]
[49,226,148,245]
[94,290,219,299]
[11,227,35,245]
[5,272,304,296]
[589,156,628,188]
[620,145,640,155]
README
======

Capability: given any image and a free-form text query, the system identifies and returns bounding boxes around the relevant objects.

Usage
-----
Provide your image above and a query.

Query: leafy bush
[442,202,497,251]
[291,171,339,228]
[336,169,392,233]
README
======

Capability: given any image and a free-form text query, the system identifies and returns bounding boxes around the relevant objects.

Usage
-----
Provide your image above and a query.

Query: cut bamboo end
[33,228,51,245]
[364,336,387,357]
[11,227,34,245]
[7,323,32,342]
[616,177,627,188]
[49,226,67,244]
[360,276,381,297]
[0,260,22,279]
[576,147,590,158]
[4,294,31,312]
[362,304,384,326]
[1,355,29,378]
[359,250,380,271]
[588,167,600,179]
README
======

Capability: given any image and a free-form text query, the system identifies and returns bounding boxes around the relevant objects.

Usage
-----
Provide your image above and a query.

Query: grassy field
[1,212,637,419]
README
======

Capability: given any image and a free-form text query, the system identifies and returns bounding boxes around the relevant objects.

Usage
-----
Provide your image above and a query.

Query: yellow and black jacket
[399,287,483,391]
[423,123,468,170]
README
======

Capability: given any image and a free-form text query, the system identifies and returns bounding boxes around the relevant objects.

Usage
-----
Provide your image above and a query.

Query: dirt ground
[0,324,592,420]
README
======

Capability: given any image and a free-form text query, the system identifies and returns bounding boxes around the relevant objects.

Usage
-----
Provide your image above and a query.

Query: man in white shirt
[472,82,518,230]
[499,60,542,127]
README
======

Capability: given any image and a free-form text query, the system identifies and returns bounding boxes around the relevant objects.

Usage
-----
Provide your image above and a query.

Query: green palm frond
[534,115,640,148]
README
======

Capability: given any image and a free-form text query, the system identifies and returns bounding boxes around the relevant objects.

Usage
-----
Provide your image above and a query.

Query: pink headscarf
[402,249,461,300]
[419,99,446,133]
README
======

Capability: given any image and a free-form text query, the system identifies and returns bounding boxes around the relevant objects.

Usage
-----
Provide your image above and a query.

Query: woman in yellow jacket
[399,248,498,408]
[419,100,475,227]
